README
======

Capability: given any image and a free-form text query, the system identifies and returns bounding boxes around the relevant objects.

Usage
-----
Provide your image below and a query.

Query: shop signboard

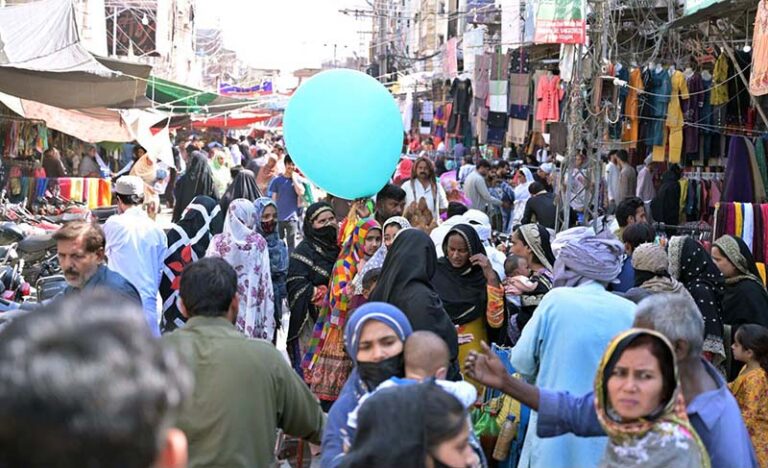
[532,0,587,44]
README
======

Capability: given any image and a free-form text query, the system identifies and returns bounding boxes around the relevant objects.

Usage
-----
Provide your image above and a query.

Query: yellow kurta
[729,367,768,468]
[622,68,643,148]
[711,53,730,105]
[458,284,504,395]
[666,71,689,163]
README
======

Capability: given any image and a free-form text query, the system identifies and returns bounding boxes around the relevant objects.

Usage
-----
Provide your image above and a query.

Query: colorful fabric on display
[735,202,744,238]
[98,179,112,206]
[69,178,83,202]
[535,74,564,123]
[665,70,689,164]
[87,178,99,209]
[622,68,643,148]
[756,139,768,194]
[711,53,730,105]
[724,137,757,203]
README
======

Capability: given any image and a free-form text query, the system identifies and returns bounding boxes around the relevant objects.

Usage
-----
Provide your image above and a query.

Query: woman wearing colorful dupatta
[205,198,276,340]
[286,202,340,376]
[254,197,289,343]
[433,224,504,389]
[160,195,222,333]
[351,216,411,295]
[667,236,727,367]
[595,329,710,468]
[303,218,382,406]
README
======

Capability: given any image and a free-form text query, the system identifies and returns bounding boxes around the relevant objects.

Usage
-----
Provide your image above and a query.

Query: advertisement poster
[533,0,587,44]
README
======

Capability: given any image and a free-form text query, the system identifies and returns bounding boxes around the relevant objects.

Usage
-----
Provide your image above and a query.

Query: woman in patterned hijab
[595,329,710,468]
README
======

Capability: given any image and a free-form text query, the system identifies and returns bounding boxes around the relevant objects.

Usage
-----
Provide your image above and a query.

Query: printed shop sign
[533,0,586,44]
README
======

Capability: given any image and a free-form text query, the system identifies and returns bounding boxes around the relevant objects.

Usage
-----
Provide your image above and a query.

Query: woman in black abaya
[369,228,460,379]
[172,151,218,222]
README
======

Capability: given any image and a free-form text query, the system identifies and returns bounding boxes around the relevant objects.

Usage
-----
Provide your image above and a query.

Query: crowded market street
[0,0,767,467]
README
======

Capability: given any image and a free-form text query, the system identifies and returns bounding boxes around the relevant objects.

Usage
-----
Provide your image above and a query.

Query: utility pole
[555,0,609,231]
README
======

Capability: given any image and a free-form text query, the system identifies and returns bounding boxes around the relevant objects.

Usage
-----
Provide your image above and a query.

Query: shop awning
[0,92,166,143]
[146,76,251,113]
[668,0,755,29]
[190,112,273,129]
[0,0,152,109]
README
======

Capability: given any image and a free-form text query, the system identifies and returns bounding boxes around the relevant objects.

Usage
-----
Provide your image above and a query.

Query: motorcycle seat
[17,234,56,254]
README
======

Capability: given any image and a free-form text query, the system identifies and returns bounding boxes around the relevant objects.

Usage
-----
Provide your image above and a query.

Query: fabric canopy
[146,76,251,113]
[0,0,151,109]
[0,57,152,110]
[0,92,166,143]
[190,113,272,129]
[0,0,111,75]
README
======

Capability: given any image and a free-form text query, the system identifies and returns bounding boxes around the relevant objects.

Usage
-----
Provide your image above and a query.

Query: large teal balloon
[284,69,404,199]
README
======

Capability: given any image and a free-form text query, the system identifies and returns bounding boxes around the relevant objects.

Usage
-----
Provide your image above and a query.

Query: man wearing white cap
[104,176,167,336]
[536,163,554,192]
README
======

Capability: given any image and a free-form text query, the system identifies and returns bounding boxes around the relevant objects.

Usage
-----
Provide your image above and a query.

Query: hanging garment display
[750,0,768,96]
[462,26,486,76]
[724,137,758,203]
[698,72,715,164]
[711,53,730,105]
[535,73,564,126]
[657,70,689,164]
[646,67,671,159]
[683,72,703,163]
[622,67,643,148]
[447,78,473,136]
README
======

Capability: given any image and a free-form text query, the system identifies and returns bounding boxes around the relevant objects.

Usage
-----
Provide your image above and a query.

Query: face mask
[356,352,404,390]
[315,225,337,244]
[261,220,276,234]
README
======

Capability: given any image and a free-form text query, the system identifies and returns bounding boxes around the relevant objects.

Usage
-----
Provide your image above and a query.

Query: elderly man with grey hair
[464,294,759,468]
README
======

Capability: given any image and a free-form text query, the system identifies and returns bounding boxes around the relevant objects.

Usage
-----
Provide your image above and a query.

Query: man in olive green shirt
[164,258,325,467]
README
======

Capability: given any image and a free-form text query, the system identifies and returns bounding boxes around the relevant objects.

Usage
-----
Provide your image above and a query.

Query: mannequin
[684,66,694,79]
[655,63,664,74]
[701,70,712,81]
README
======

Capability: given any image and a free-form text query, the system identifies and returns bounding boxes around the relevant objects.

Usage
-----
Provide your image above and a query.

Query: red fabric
[726,202,736,235]
[763,204,768,265]
[58,178,72,199]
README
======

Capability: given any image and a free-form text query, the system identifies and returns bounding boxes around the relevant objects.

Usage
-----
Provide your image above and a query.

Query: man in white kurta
[104,176,167,335]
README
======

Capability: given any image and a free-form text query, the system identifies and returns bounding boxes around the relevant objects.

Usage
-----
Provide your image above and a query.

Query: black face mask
[356,353,404,391]
[315,225,337,245]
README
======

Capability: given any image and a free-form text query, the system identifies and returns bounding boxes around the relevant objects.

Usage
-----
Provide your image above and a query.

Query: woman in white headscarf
[512,167,536,227]
[206,198,276,340]
[463,209,507,280]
